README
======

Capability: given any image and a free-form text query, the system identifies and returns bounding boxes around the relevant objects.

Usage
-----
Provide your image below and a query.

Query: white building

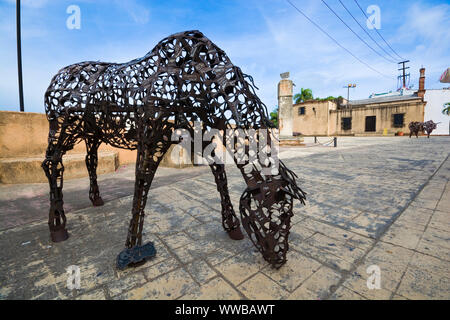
[424,88,450,135]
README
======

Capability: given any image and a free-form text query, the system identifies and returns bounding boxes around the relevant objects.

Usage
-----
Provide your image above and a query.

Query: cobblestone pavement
[1,137,449,300]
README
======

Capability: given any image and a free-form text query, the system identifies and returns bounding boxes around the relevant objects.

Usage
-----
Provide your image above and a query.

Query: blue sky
[0,0,449,113]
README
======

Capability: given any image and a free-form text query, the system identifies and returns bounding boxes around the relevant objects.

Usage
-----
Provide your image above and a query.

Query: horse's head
[238,154,306,268]
[217,67,306,267]
[424,120,437,130]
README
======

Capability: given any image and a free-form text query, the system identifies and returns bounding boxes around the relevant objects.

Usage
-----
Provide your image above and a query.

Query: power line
[286,0,391,79]
[353,0,404,60]
[338,0,397,62]
[321,0,396,64]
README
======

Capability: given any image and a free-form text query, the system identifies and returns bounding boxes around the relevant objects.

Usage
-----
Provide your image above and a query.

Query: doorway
[365,116,376,132]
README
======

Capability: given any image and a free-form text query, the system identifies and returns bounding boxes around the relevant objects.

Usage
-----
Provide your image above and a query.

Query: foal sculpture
[409,120,437,138]
[42,30,306,269]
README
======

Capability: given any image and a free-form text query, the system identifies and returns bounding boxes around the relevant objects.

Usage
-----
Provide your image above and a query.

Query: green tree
[293,88,313,104]
[443,102,450,116]
[315,95,343,102]
[270,107,278,128]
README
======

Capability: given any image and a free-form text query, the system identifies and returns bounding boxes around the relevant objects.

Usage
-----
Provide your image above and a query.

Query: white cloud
[213,1,399,111]
[113,0,150,25]
[3,0,48,8]
[211,0,450,112]
[400,3,450,45]
[393,3,450,88]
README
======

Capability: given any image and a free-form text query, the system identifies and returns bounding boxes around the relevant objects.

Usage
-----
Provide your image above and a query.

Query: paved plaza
[0,136,449,300]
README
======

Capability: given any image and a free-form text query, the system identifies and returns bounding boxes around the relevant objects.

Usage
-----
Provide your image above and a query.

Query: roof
[293,99,337,106]
[349,93,422,106]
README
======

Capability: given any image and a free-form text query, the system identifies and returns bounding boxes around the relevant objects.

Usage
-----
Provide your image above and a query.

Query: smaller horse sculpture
[408,120,437,138]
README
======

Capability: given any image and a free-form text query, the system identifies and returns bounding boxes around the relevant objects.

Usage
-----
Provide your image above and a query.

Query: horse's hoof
[116,242,157,270]
[50,227,69,242]
[227,226,244,240]
[92,196,104,207]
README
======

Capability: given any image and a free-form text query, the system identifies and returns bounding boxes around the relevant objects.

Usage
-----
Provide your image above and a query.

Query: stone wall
[0,110,137,162]
[0,111,193,183]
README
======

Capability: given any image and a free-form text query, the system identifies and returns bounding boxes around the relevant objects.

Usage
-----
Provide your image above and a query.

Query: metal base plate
[116,242,157,270]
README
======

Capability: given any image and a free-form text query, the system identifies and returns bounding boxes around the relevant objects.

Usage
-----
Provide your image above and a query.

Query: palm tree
[270,107,278,128]
[442,102,450,116]
[293,88,313,104]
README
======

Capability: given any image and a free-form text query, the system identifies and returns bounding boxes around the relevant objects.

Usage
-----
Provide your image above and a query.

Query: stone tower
[278,73,293,138]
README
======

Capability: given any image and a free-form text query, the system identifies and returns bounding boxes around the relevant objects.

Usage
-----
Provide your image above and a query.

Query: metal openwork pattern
[42,30,306,269]
[408,120,437,138]
[422,120,437,137]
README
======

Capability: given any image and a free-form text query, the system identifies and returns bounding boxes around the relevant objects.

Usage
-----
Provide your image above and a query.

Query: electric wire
[321,0,396,64]
[286,0,391,79]
[353,0,404,60]
[338,0,398,62]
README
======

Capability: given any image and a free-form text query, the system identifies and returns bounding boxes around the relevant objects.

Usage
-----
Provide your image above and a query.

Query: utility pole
[397,60,410,89]
[17,0,24,112]
[343,84,356,107]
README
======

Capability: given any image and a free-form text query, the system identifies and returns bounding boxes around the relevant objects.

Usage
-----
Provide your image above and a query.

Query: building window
[393,113,404,127]
[342,117,352,130]
[298,107,305,115]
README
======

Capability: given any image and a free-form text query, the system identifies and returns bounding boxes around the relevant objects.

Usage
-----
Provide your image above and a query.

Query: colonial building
[291,68,428,136]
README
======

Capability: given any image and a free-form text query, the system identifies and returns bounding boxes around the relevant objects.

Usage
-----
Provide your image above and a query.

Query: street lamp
[343,84,356,107]
[16,0,24,112]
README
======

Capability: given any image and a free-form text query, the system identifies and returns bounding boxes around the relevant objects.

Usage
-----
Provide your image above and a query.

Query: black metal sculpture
[423,120,437,137]
[409,120,437,138]
[408,121,423,138]
[42,30,306,269]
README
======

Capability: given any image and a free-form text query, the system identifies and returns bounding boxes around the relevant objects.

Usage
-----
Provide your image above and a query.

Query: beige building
[292,69,427,136]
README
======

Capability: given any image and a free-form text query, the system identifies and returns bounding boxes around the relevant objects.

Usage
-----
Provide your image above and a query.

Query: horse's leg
[117,125,172,269]
[85,137,104,206]
[209,163,244,240]
[42,117,80,242]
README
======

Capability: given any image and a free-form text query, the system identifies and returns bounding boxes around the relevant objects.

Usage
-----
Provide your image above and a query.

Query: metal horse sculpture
[408,120,437,138]
[42,30,306,269]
